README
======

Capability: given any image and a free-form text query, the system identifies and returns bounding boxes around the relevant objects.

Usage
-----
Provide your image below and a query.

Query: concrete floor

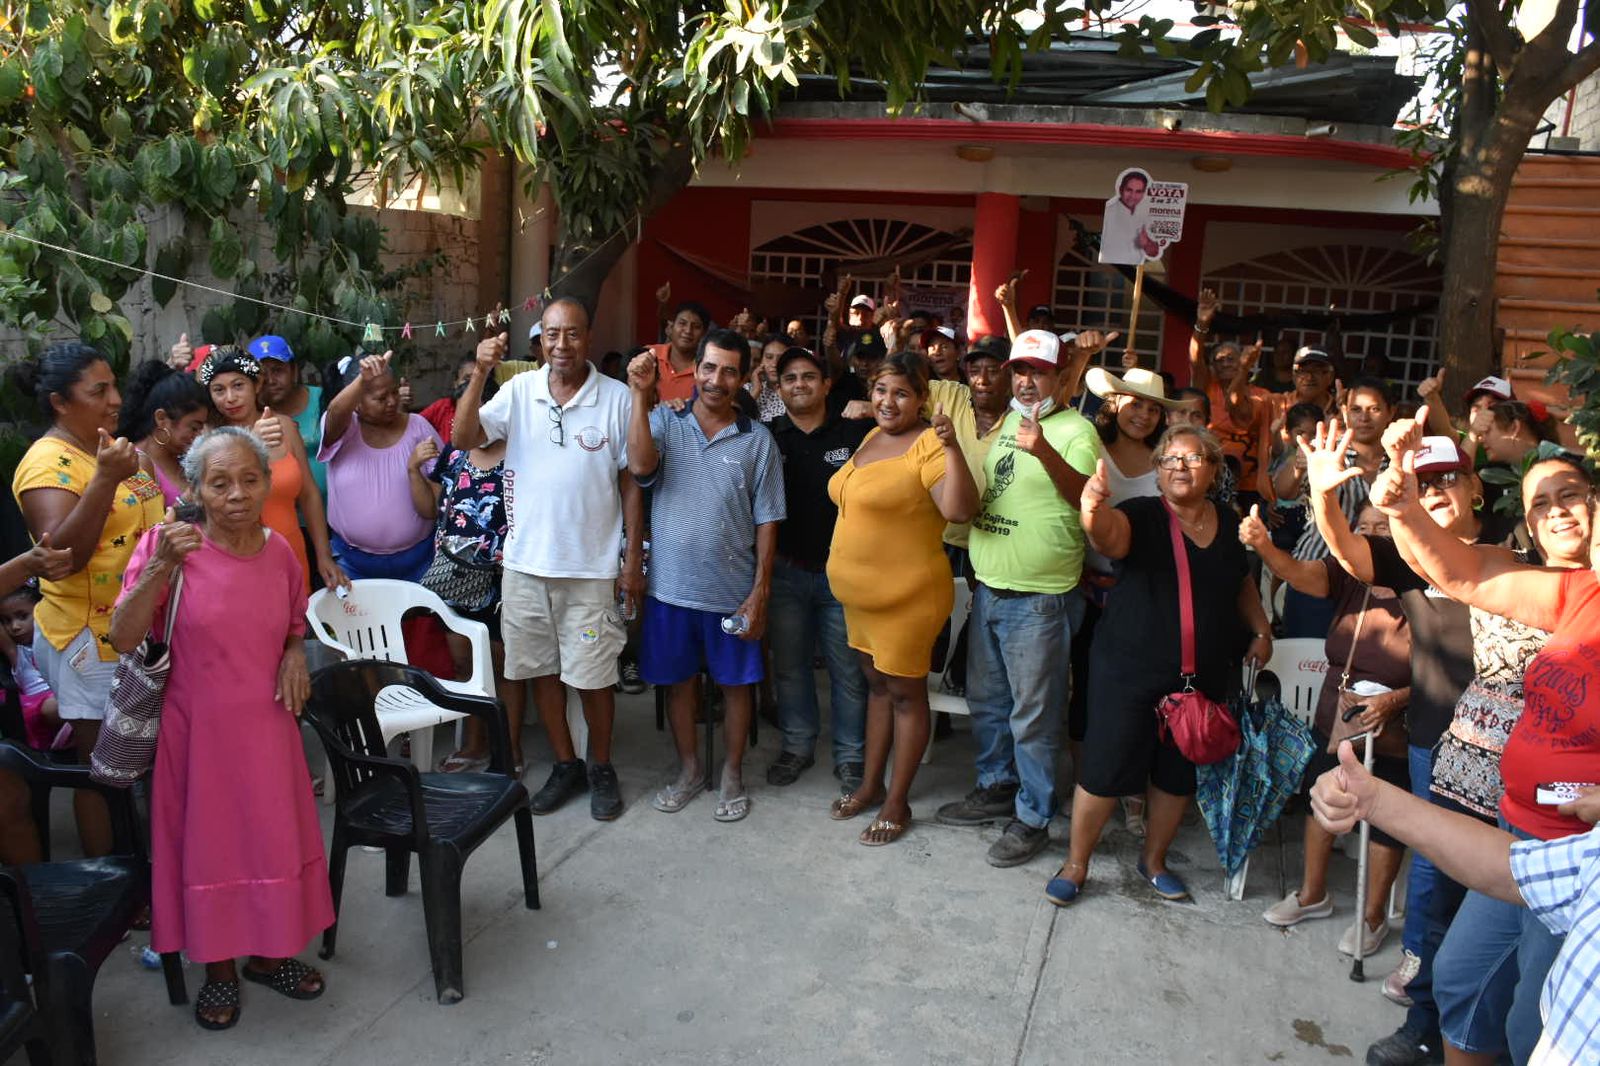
[75,691,1405,1066]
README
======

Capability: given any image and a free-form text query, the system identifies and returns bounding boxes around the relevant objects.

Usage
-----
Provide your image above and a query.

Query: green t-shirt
[969,407,1098,593]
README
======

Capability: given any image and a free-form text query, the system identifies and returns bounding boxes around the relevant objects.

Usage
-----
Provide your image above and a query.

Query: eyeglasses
[1156,453,1210,470]
[548,404,564,447]
[1418,470,1460,493]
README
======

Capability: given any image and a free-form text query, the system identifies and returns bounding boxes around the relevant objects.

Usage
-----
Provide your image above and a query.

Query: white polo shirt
[476,363,631,579]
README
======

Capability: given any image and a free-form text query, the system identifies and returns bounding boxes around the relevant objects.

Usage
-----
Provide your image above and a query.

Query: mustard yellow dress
[826,427,953,678]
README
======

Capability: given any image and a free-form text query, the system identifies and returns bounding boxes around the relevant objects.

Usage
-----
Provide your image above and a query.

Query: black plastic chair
[303,660,539,1004]
[0,741,186,1065]
[0,892,50,1066]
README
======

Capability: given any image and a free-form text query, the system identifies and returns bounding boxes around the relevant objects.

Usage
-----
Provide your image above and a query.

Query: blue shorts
[331,532,434,583]
[638,597,764,687]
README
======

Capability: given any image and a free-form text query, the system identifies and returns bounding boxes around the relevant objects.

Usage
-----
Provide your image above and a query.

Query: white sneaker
[1338,918,1390,957]
[1122,796,1147,838]
[1382,949,1421,1006]
[1262,890,1334,927]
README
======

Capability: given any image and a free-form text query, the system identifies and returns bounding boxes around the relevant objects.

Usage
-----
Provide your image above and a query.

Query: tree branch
[1467,0,1520,82]
[1560,33,1600,93]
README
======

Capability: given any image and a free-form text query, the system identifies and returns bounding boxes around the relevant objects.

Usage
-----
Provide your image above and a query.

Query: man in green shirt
[937,327,1111,868]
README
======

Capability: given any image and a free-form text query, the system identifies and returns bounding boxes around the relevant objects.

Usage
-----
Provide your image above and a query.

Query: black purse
[420,540,499,614]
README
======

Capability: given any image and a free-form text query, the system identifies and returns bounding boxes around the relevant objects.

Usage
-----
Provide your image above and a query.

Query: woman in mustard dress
[826,353,977,845]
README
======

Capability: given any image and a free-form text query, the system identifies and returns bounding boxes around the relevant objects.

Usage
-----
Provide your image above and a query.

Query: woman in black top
[1046,425,1273,907]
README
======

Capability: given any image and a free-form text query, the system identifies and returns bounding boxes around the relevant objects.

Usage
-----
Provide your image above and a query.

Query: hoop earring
[1471,494,1485,510]
[153,428,172,448]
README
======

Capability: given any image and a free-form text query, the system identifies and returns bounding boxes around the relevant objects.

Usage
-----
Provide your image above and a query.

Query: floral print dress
[429,447,509,608]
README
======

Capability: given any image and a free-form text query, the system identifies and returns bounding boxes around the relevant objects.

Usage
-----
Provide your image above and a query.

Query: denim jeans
[768,561,867,768]
[1401,742,1452,1040]
[965,585,1084,829]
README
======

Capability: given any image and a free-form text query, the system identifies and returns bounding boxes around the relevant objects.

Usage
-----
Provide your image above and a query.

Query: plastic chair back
[928,578,973,718]
[303,660,419,799]
[306,579,493,699]
[1250,637,1328,727]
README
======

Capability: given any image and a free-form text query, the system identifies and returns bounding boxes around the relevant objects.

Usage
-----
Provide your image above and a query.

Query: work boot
[530,758,587,814]
[588,762,623,821]
[936,782,1019,826]
[766,751,814,787]
[1365,1026,1444,1066]
[986,819,1050,867]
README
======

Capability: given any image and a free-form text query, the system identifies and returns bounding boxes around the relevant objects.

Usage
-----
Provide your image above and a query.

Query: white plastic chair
[923,579,974,763]
[1225,637,1329,900]
[305,579,493,774]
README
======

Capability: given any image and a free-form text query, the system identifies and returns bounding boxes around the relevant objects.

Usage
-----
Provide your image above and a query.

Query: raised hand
[1068,330,1121,363]
[358,350,393,388]
[152,507,202,570]
[627,350,659,395]
[823,292,840,315]
[168,332,193,371]
[1468,404,1495,441]
[1416,366,1446,402]
[1240,334,1265,375]
[1310,741,1378,836]
[1196,288,1219,328]
[654,281,671,306]
[398,376,413,410]
[1380,404,1427,464]
[475,332,508,376]
[24,532,73,581]
[1015,402,1046,456]
[1238,503,1271,551]
[254,406,285,453]
[840,400,873,420]
[1368,450,1419,516]
[94,429,140,484]
[1296,419,1362,497]
[931,402,958,448]
[409,438,439,471]
[1081,457,1111,516]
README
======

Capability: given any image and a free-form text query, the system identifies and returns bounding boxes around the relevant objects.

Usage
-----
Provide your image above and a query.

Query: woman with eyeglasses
[1300,420,1509,1066]
[1364,430,1598,1066]
[1045,425,1272,907]
[318,351,443,582]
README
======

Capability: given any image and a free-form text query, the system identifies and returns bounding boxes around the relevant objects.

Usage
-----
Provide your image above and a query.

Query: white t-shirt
[476,364,631,579]
[1100,197,1149,266]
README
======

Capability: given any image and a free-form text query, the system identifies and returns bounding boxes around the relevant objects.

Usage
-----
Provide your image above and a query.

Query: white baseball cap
[849,295,876,311]
[1006,329,1061,370]
[1464,375,1512,404]
[529,323,544,340]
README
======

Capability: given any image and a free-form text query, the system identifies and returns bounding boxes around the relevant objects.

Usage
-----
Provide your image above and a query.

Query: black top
[771,413,872,569]
[1364,533,1476,749]
[1091,495,1251,699]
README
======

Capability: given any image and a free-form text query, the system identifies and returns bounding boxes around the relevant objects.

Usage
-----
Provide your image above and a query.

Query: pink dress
[121,526,333,963]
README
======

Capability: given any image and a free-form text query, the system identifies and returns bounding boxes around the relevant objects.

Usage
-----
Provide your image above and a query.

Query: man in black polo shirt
[765,346,872,792]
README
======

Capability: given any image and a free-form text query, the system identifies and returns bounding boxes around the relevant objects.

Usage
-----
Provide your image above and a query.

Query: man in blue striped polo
[626,327,786,823]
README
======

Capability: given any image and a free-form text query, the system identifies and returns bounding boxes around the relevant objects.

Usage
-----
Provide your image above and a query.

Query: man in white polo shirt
[454,298,645,821]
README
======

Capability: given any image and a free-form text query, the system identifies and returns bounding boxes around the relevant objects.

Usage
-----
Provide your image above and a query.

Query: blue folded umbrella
[1196,691,1317,877]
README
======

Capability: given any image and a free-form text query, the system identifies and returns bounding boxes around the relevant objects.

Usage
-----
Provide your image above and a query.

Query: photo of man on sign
[1099,168,1160,265]
[1099,168,1190,266]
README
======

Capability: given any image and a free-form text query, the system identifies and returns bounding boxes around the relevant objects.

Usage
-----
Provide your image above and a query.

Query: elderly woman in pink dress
[111,425,332,1031]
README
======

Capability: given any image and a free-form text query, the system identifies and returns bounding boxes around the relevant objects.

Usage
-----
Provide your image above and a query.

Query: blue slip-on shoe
[1136,860,1190,901]
[1043,864,1086,907]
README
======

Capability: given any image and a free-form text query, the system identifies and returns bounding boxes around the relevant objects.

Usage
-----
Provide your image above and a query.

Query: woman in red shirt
[1372,440,1597,1065]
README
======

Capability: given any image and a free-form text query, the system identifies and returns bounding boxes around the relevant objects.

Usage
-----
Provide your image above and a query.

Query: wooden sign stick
[1126,260,1147,358]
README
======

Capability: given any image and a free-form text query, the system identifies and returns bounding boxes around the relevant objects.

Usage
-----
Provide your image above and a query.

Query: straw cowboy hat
[1085,365,1179,407]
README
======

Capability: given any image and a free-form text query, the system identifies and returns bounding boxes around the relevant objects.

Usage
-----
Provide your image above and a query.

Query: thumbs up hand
[931,401,958,449]
[254,406,285,453]
[1310,741,1378,836]
[168,332,193,371]
[1238,503,1270,551]
[153,505,202,570]
[1081,457,1111,516]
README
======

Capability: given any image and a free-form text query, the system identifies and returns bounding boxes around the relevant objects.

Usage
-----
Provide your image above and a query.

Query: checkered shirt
[1511,825,1600,1064]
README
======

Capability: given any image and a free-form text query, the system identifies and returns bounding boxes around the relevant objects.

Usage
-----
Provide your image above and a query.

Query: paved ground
[77,691,1406,1066]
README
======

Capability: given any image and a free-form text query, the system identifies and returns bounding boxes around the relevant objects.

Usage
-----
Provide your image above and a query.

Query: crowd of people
[2,270,1598,1063]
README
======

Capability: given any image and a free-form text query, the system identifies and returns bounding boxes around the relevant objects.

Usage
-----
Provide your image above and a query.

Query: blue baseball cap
[248,335,295,362]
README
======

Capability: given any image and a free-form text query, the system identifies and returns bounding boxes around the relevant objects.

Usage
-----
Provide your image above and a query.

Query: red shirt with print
[1500,568,1600,840]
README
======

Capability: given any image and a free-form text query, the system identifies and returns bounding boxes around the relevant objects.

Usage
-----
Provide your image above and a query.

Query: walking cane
[1343,706,1380,983]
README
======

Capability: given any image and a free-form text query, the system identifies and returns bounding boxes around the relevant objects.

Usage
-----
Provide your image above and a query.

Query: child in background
[0,583,68,751]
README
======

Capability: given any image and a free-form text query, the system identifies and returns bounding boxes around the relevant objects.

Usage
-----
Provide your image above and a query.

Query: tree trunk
[548,142,695,319]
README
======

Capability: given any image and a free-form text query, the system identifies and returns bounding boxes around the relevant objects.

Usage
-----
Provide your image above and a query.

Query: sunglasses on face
[1417,470,1460,493]
[1156,453,1210,470]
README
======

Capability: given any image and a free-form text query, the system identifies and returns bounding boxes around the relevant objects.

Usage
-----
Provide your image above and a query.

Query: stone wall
[7,201,486,405]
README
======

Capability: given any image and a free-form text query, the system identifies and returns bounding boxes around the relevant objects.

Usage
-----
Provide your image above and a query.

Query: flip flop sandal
[439,752,490,773]
[829,793,881,821]
[713,793,751,823]
[858,818,909,846]
[652,779,707,813]
[195,979,241,1031]
[242,958,325,1001]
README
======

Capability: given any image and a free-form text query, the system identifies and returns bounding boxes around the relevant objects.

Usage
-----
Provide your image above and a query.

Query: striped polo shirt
[636,402,786,614]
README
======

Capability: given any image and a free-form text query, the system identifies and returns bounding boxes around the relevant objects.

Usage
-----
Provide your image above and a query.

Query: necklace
[1173,504,1211,534]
